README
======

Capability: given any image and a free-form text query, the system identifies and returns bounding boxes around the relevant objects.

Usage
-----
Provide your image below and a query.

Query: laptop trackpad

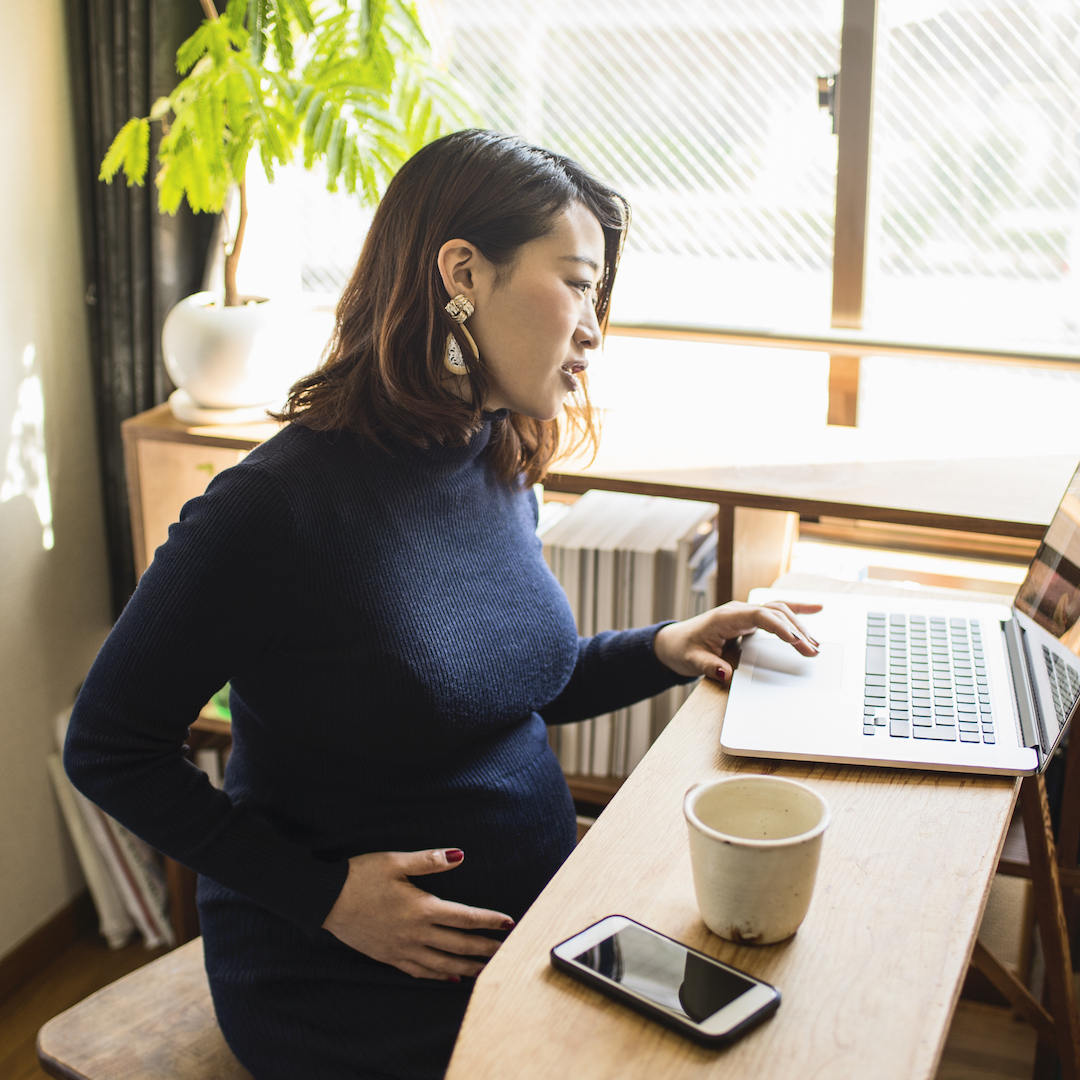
[748,636,844,691]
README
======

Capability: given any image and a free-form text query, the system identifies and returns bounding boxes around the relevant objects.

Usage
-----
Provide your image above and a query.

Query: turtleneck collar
[385,412,502,472]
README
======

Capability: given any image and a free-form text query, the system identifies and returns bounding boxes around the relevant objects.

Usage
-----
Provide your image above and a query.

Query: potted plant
[100,0,468,422]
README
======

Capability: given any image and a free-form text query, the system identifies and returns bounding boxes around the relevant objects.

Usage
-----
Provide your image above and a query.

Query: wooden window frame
[607,0,1080,421]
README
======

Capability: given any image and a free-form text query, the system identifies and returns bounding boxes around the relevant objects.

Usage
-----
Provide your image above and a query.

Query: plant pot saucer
[168,389,275,426]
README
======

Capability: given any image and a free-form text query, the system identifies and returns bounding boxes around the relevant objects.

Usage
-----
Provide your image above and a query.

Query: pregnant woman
[65,129,819,1080]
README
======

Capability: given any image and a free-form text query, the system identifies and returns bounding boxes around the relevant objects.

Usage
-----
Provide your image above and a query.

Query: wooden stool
[37,936,251,1079]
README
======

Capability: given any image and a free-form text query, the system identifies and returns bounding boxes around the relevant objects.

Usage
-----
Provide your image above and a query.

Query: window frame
[602,0,1080,426]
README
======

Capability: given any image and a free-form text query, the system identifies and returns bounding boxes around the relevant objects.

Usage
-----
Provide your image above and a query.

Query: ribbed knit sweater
[64,414,691,1079]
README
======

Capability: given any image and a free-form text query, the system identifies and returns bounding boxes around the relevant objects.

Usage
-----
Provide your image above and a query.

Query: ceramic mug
[684,775,832,945]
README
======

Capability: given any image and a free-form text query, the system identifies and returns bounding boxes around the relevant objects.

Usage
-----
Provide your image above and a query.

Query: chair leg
[1034,1035,1058,1080]
[1058,735,1080,878]
[970,939,1054,1040]
[1022,773,1080,1080]
[164,857,200,946]
[1020,879,1037,992]
[1060,735,1080,952]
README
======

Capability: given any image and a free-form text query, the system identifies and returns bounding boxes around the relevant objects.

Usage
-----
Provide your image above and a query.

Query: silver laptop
[721,461,1080,776]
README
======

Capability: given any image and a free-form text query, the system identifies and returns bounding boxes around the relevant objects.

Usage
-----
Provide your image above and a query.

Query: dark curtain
[66,0,220,617]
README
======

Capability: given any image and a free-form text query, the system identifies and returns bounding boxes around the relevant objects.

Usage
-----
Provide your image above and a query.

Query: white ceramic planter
[161,292,289,413]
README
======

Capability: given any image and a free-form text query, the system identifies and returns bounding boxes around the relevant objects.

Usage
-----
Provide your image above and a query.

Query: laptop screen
[1014,461,1080,733]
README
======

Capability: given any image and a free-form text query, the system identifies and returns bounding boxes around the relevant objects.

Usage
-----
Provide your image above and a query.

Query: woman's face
[438,202,606,420]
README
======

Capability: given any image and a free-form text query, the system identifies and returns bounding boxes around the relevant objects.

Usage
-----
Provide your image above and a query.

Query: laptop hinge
[1003,617,1042,757]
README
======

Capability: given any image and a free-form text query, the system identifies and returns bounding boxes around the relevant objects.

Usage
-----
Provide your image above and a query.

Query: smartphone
[550,915,780,1046]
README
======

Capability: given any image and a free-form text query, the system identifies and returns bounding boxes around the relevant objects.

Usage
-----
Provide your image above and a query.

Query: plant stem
[223,177,248,307]
[198,0,241,305]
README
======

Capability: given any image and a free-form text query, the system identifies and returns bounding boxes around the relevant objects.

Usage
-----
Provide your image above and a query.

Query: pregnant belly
[402,747,578,921]
[312,716,578,921]
[199,732,577,991]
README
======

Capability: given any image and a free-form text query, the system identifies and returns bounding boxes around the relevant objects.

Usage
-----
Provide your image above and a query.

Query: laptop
[721,460,1080,776]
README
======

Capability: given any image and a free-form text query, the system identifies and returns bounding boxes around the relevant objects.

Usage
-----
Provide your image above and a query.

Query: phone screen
[573,922,757,1024]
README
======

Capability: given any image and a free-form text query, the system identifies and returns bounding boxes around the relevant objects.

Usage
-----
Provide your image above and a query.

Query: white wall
[0,1,113,959]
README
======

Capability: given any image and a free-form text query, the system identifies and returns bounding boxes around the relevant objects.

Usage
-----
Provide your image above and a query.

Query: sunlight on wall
[1,343,54,550]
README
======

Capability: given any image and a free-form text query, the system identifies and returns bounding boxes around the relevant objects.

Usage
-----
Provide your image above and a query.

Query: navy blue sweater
[65,416,689,940]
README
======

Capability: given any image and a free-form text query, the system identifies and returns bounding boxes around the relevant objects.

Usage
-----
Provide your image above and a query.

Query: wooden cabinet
[122,405,280,578]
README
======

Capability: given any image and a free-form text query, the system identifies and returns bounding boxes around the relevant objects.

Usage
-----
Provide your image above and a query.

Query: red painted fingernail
[445,849,464,863]
[502,919,515,930]
[448,976,461,983]
[715,666,727,685]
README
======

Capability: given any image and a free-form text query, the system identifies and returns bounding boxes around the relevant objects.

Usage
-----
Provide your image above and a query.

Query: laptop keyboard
[1042,645,1080,726]
[863,614,994,744]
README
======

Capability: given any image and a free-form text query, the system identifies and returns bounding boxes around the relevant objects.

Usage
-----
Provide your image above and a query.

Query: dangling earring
[444,294,479,374]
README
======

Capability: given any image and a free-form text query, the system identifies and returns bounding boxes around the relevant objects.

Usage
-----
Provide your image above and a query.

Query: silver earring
[444,294,478,374]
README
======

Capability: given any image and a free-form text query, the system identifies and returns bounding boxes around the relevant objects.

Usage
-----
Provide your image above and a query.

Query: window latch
[817,73,838,134]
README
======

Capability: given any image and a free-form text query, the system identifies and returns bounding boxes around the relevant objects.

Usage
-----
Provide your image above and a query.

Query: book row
[539,489,718,778]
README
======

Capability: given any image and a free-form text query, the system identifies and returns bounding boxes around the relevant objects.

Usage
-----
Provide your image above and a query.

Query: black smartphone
[550,915,780,1047]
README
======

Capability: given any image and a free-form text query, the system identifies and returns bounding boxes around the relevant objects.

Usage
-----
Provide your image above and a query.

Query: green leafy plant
[100,0,470,305]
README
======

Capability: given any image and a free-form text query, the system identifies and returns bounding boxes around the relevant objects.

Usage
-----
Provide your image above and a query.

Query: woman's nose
[577,302,602,350]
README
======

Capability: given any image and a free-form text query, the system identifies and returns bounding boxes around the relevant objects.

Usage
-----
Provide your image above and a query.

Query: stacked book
[48,709,175,949]
[539,490,717,778]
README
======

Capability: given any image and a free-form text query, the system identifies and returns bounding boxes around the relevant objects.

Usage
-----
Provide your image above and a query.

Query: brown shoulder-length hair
[274,129,630,485]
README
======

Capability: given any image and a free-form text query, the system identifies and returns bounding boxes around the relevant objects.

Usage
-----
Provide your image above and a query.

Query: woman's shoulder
[173,425,336,537]
[231,420,528,514]
[235,422,385,491]
[243,420,352,470]
[207,422,418,529]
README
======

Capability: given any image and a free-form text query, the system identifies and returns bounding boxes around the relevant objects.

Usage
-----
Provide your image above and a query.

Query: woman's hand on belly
[321,848,515,981]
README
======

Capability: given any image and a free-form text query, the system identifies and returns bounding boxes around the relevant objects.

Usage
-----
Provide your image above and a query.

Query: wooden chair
[37,936,251,1080]
[969,748,1080,1080]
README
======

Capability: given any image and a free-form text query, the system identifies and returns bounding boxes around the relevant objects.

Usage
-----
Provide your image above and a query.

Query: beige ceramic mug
[684,775,832,945]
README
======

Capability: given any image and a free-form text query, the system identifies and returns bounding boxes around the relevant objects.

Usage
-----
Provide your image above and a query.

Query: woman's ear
[437,239,479,302]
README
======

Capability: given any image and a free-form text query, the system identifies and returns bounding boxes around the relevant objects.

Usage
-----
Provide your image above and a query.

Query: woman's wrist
[653,621,695,678]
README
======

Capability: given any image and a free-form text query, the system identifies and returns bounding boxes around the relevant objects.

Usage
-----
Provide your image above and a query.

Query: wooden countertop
[547,455,1076,539]
[124,404,1072,539]
[446,579,1019,1080]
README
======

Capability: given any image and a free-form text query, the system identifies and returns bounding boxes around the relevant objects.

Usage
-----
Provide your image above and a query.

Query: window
[445,0,843,332]
[236,0,1080,447]
[867,0,1080,350]
[446,0,1080,352]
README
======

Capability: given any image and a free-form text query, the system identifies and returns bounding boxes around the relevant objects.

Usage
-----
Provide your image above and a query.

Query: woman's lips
[562,361,586,392]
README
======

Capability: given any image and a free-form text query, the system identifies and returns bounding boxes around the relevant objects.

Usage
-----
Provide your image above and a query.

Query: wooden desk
[122,405,1073,600]
[120,408,1075,1004]
[115,409,1080,1069]
[546,455,1075,603]
[445,579,1024,1080]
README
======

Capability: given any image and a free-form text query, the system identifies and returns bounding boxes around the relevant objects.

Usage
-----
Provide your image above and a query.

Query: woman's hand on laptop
[653,601,823,685]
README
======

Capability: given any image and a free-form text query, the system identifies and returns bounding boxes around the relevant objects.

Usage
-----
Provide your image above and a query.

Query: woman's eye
[570,281,599,306]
